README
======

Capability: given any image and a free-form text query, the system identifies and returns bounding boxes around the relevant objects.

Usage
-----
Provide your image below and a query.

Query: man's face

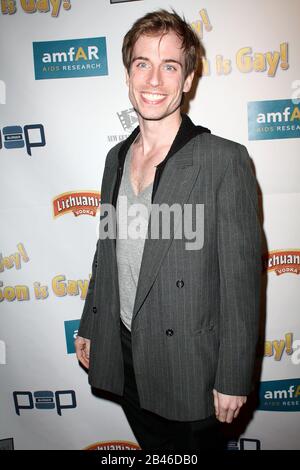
[125,31,194,121]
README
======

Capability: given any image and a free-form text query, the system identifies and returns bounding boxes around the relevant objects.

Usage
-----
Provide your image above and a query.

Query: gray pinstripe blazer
[78,117,262,421]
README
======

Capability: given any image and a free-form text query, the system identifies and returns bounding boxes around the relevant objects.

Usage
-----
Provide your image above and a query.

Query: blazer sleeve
[77,239,99,340]
[76,144,120,340]
[214,144,262,396]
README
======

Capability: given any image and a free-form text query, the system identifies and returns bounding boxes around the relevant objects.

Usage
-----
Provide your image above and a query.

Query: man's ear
[125,68,130,86]
[183,71,195,93]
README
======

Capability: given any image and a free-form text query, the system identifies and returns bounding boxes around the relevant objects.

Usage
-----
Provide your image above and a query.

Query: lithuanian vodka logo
[33,37,108,80]
[263,250,300,275]
[53,191,101,218]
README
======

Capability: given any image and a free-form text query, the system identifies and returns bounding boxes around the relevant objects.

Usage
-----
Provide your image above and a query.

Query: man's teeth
[142,93,165,101]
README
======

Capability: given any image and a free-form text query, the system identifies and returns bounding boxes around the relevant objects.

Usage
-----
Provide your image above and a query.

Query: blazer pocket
[191,323,216,336]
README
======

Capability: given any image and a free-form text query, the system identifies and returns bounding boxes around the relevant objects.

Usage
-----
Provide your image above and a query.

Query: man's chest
[130,148,166,197]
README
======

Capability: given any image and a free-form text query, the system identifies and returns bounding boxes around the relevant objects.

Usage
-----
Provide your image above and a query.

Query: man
[75,10,262,450]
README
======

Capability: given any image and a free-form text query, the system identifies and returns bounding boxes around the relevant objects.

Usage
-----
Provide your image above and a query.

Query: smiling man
[75,10,262,450]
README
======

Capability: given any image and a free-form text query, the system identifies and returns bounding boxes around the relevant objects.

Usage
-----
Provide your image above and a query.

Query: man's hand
[75,336,91,369]
[213,389,247,423]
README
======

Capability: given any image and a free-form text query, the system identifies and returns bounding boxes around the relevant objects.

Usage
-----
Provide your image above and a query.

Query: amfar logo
[64,319,80,354]
[33,37,108,80]
[248,99,300,140]
[258,378,300,411]
[13,390,77,415]
[0,124,46,156]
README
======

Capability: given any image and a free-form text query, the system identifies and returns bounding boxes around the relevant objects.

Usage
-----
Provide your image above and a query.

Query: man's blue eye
[164,64,176,71]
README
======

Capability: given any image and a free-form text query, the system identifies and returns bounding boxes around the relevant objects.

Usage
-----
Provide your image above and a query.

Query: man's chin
[134,106,180,122]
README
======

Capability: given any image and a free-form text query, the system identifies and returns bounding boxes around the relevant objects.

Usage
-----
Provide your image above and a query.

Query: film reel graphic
[117,108,138,132]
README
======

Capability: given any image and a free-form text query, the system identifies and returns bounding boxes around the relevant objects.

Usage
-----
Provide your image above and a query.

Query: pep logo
[33,37,108,80]
[13,390,77,415]
[0,124,46,156]
[64,319,80,354]
[227,438,261,450]
[248,99,300,140]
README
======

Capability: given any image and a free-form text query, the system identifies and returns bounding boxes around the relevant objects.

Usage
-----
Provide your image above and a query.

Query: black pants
[120,319,225,451]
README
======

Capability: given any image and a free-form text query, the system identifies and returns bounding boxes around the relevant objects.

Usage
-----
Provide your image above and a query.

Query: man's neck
[135,111,182,157]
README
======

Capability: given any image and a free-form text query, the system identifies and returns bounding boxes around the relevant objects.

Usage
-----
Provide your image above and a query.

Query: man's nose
[147,67,162,87]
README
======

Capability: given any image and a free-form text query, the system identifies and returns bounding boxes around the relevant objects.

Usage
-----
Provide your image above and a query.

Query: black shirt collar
[112,113,211,208]
[117,113,210,169]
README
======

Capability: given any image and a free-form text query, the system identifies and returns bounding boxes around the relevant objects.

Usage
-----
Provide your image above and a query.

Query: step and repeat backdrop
[0,0,299,451]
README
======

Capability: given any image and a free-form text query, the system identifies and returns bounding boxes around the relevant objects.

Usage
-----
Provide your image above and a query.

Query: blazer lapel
[100,116,209,326]
[132,138,201,323]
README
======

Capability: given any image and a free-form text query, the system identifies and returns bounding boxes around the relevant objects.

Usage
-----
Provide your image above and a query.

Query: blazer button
[176,280,184,288]
[95,261,98,268]
[166,329,174,336]
[92,307,97,314]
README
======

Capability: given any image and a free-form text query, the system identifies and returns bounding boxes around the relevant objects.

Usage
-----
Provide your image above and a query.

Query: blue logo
[64,319,80,354]
[248,99,300,140]
[0,124,46,156]
[258,378,300,411]
[13,390,77,415]
[33,37,108,80]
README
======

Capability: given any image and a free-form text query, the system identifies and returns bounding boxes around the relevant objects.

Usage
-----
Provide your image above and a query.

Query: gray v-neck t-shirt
[116,145,154,332]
